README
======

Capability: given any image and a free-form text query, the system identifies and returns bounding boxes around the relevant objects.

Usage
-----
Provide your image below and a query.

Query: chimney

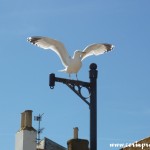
[67,128,89,150]
[21,110,33,129]
[15,110,37,150]
[24,110,32,127]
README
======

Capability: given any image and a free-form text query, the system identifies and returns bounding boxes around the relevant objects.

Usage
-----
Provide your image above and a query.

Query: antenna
[34,113,44,144]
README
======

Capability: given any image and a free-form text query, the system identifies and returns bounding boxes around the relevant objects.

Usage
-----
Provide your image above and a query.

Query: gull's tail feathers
[58,69,67,73]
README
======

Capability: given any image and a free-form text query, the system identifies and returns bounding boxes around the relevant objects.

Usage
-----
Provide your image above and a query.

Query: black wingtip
[111,44,115,49]
[104,44,115,52]
[27,37,41,44]
[27,37,31,42]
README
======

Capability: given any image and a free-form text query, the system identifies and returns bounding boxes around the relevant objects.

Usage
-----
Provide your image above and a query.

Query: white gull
[27,36,114,78]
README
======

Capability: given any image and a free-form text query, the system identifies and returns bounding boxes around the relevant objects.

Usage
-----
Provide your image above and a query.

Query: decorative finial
[90,63,97,70]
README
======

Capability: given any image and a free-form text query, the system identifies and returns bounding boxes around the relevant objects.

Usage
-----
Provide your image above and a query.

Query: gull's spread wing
[81,43,114,61]
[27,36,70,67]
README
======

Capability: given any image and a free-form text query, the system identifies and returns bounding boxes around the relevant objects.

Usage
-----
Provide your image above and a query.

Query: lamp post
[49,63,98,150]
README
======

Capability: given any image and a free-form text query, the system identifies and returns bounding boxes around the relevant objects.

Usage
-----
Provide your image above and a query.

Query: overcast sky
[0,0,150,150]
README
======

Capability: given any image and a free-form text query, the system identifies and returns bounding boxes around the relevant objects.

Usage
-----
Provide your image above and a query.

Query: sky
[0,0,150,150]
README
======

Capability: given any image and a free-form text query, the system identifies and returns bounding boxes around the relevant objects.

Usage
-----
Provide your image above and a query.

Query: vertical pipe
[74,127,79,139]
[21,112,25,129]
[89,63,97,150]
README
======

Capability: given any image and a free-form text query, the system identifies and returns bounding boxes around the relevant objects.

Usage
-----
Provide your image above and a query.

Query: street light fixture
[49,63,98,150]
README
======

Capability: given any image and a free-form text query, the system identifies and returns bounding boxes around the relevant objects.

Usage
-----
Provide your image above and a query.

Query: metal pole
[89,63,97,150]
[49,63,98,150]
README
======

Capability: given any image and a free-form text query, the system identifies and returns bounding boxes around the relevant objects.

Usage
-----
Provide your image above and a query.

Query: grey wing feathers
[81,43,114,61]
[27,36,70,67]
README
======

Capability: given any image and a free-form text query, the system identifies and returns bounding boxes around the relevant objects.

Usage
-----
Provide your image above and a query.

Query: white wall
[15,130,37,150]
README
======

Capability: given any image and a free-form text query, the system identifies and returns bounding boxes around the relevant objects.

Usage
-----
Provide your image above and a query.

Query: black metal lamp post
[49,63,98,150]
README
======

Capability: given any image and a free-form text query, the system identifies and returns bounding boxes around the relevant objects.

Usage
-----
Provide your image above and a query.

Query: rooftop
[37,137,66,150]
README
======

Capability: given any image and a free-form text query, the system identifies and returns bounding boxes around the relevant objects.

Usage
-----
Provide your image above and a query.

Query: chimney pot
[24,110,32,127]
[20,110,33,129]
[74,127,79,139]
[21,112,25,128]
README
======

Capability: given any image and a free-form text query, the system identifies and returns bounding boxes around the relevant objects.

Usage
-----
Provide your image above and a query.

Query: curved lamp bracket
[49,73,91,106]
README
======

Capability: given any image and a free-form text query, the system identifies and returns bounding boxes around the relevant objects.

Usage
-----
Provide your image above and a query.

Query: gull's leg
[69,74,71,79]
[76,74,78,80]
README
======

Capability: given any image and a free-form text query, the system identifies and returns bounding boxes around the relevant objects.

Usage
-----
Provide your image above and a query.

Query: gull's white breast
[66,58,82,74]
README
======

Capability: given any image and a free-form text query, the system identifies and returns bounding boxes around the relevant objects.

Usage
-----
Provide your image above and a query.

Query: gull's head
[73,50,82,58]
[73,50,86,58]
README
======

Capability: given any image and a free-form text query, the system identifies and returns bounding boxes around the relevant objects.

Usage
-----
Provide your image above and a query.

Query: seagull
[27,36,114,79]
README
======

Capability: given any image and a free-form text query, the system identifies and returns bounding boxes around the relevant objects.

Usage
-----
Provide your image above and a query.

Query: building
[15,110,89,150]
[15,110,66,150]
[15,110,37,150]
[37,137,66,150]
